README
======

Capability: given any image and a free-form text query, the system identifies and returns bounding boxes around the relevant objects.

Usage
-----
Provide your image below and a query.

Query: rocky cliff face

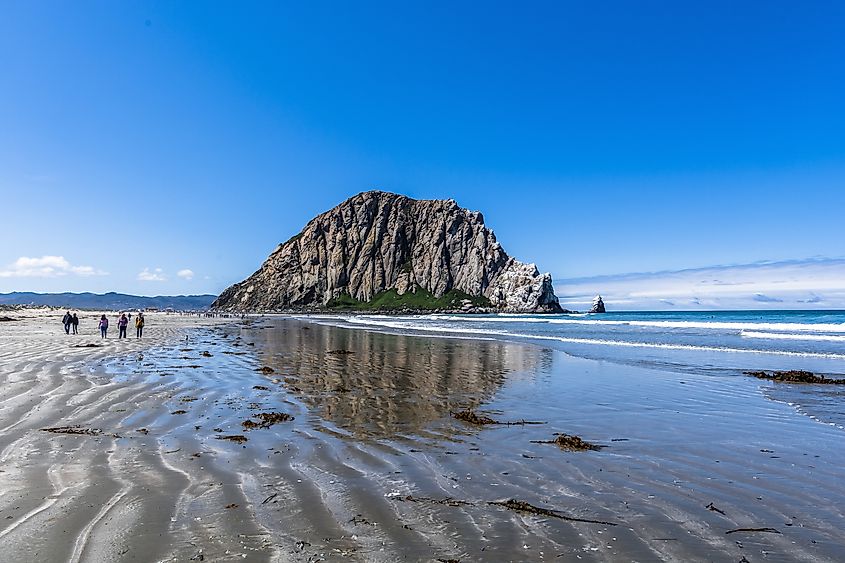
[213,191,563,313]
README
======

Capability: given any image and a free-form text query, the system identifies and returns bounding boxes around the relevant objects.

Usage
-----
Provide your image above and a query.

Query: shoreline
[0,311,843,561]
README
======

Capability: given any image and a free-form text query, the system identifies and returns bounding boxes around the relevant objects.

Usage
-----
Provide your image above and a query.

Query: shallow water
[306,311,845,430]
[237,317,845,560]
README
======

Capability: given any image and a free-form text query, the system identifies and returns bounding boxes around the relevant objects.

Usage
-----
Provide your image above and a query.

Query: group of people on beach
[61,311,79,334]
[63,311,145,339]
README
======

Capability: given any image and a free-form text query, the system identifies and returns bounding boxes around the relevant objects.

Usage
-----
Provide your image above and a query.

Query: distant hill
[0,292,216,311]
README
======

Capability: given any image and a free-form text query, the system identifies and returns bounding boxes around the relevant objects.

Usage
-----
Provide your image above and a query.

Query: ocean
[306,310,845,375]
[304,310,845,430]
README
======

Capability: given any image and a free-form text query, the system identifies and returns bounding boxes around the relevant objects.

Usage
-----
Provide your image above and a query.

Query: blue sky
[1,2,843,308]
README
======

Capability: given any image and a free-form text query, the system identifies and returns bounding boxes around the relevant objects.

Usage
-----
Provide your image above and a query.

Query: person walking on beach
[62,311,72,334]
[71,313,79,335]
[135,312,145,338]
[98,314,109,339]
[118,313,129,339]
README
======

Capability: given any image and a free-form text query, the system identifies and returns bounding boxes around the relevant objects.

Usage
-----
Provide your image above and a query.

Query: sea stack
[589,295,606,313]
[212,191,564,313]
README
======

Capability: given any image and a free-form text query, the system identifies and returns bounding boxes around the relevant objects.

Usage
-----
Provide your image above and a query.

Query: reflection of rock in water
[254,321,552,437]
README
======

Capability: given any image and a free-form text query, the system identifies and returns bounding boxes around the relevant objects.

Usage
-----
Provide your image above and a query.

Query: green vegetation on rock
[281,231,305,246]
[325,287,490,311]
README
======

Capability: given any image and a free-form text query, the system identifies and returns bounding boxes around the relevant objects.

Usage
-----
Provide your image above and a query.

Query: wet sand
[0,311,843,561]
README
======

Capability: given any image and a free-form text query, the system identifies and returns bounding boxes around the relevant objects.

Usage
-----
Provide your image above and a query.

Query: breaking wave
[340,315,845,360]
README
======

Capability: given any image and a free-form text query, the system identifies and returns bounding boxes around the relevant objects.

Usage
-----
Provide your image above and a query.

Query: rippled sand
[0,311,843,561]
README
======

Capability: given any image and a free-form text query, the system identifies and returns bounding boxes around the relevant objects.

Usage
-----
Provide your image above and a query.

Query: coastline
[211,306,576,315]
[0,311,843,561]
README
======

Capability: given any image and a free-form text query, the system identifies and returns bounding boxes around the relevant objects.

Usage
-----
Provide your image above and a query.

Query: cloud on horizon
[177,269,194,280]
[138,267,167,282]
[0,256,108,278]
[555,258,845,310]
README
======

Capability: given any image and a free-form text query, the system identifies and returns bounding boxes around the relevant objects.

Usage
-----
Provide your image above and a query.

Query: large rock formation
[213,191,563,313]
[589,295,606,313]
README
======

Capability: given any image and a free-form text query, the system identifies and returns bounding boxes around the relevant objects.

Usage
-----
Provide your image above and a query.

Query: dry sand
[0,311,843,562]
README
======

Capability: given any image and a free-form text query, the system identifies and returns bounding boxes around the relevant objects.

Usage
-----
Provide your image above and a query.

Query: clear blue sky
[1,2,844,306]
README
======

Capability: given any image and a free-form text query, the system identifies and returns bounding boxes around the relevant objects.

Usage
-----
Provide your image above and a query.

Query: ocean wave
[741,331,845,343]
[341,316,845,360]
[425,315,845,333]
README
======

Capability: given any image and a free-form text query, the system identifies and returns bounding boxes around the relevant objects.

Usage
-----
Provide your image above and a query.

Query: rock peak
[213,191,563,313]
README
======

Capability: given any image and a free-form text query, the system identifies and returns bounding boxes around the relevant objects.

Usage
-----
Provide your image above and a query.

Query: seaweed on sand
[241,420,261,431]
[41,426,120,438]
[216,434,248,444]
[257,366,275,374]
[452,410,498,425]
[241,411,294,430]
[489,499,617,526]
[706,502,726,515]
[745,370,845,384]
[254,411,294,426]
[725,527,781,535]
[451,409,546,426]
[397,495,617,527]
[531,433,603,451]
[400,495,473,507]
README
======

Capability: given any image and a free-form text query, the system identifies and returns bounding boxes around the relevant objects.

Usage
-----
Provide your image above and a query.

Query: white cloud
[555,258,845,311]
[177,269,194,280]
[138,267,167,282]
[0,256,107,278]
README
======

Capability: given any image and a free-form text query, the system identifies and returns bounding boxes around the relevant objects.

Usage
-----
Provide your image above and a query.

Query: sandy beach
[0,310,843,562]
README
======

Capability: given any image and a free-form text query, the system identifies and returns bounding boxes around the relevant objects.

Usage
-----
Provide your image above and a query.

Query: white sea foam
[301,315,498,342]
[425,315,845,333]
[741,331,845,343]
[340,316,845,360]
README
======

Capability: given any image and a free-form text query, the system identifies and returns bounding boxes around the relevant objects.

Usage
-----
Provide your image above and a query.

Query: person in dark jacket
[71,313,79,334]
[62,311,72,334]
